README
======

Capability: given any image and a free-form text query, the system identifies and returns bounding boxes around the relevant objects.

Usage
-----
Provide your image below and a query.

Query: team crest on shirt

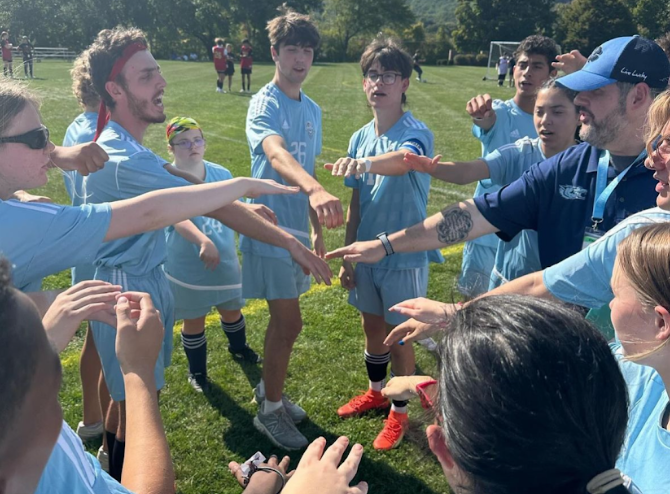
[306,121,314,139]
[559,185,587,200]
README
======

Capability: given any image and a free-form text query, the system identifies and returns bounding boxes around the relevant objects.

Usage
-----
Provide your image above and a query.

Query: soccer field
[28,60,512,494]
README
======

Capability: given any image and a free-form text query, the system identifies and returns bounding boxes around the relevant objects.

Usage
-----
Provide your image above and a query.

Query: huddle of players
[213,37,253,93]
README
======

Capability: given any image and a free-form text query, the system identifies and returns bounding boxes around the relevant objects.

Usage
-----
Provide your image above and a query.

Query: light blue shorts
[242,252,310,300]
[458,242,496,298]
[91,266,175,401]
[72,263,96,285]
[348,264,428,326]
[167,272,245,320]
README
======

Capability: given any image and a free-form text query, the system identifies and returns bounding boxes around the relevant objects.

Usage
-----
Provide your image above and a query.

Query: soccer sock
[181,331,207,377]
[390,370,411,413]
[216,79,222,90]
[109,439,125,481]
[105,430,116,454]
[365,350,390,392]
[221,315,247,351]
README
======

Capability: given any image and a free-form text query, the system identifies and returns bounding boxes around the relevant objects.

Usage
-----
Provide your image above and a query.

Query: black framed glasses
[0,125,50,150]
[366,72,402,85]
[172,137,206,150]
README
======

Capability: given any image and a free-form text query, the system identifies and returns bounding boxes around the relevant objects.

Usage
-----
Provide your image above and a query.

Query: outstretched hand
[324,158,367,179]
[389,297,454,324]
[326,240,385,264]
[244,178,300,198]
[289,241,333,285]
[283,437,367,494]
[229,454,293,493]
[552,50,587,75]
[384,318,442,347]
[403,153,441,174]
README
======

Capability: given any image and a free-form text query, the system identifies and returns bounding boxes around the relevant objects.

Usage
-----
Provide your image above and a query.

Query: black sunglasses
[0,125,50,150]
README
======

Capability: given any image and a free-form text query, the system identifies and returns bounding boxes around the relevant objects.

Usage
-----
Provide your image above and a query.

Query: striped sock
[221,315,247,351]
[182,331,207,377]
[365,350,391,391]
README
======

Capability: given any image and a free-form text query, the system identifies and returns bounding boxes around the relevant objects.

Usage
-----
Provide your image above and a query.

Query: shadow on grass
[202,382,439,494]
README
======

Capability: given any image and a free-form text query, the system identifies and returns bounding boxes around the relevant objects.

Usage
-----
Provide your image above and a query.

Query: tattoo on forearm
[436,207,473,244]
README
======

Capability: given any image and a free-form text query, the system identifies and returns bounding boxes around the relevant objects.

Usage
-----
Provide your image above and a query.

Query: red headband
[94,42,148,141]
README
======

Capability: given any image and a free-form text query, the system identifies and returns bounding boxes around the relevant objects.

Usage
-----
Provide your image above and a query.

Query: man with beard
[83,27,332,479]
[327,36,667,288]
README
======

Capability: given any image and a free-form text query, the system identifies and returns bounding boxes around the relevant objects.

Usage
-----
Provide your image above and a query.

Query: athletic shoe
[216,87,222,93]
[188,373,210,393]
[97,446,109,472]
[337,389,390,418]
[416,77,421,81]
[253,406,308,450]
[76,420,104,441]
[373,410,408,450]
[240,88,245,92]
[253,384,307,424]
[229,344,263,363]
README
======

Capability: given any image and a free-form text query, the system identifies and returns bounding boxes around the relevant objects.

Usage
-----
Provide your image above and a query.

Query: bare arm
[116,293,175,494]
[466,94,497,132]
[263,135,343,229]
[173,220,220,270]
[476,270,558,301]
[403,153,490,185]
[325,151,409,178]
[104,177,296,242]
[326,200,498,264]
[339,189,361,290]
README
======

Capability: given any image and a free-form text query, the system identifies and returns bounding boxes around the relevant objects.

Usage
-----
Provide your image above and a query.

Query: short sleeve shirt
[164,161,240,287]
[36,421,134,493]
[470,98,537,249]
[543,207,670,308]
[240,82,322,258]
[482,137,546,285]
[343,112,443,269]
[83,121,191,275]
[62,111,98,204]
[473,143,657,270]
[612,343,670,494]
[0,199,111,291]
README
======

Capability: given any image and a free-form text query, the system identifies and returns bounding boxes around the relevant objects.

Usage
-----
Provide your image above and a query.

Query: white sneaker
[416,77,421,81]
[216,87,222,93]
[240,88,245,92]
[76,421,104,441]
[97,446,109,472]
[253,384,307,423]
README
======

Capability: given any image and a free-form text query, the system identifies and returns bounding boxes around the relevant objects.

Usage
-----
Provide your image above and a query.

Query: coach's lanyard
[591,150,635,230]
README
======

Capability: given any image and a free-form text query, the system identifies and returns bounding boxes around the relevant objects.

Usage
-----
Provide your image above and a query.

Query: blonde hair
[615,223,670,360]
[0,80,40,140]
[644,89,670,157]
[70,50,100,109]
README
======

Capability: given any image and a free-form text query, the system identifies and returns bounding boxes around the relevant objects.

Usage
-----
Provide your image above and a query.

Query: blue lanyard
[591,150,635,229]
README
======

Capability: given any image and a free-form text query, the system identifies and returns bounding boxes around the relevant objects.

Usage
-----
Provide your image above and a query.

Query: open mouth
[372,91,387,97]
[519,81,532,89]
[153,93,164,108]
[539,130,553,137]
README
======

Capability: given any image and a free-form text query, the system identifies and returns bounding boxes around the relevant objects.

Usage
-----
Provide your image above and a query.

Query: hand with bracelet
[229,454,292,494]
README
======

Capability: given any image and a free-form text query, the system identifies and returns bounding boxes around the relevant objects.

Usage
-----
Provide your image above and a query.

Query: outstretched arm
[263,135,343,229]
[324,151,409,178]
[327,200,497,264]
[403,152,490,185]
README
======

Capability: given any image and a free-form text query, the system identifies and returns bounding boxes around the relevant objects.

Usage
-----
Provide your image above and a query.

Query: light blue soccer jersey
[240,82,322,258]
[62,111,98,203]
[344,112,443,269]
[612,343,670,494]
[36,421,133,494]
[482,136,544,288]
[469,99,536,250]
[83,121,191,275]
[543,208,670,308]
[164,161,241,299]
[0,199,111,291]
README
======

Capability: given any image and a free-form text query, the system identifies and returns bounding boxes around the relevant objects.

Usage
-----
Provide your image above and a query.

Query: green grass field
[26,60,512,494]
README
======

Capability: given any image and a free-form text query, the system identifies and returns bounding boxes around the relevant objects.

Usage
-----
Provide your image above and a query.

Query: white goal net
[483,41,520,81]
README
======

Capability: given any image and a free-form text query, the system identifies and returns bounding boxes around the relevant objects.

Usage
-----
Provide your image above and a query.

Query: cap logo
[620,67,647,82]
[588,46,603,63]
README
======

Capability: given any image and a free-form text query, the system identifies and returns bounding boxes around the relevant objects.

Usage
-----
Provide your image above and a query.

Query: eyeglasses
[366,72,402,85]
[0,125,50,150]
[172,137,205,150]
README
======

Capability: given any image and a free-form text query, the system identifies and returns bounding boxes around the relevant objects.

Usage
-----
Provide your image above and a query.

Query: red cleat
[373,410,408,450]
[337,389,390,418]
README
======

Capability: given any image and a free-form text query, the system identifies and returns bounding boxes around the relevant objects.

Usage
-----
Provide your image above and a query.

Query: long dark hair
[437,295,628,494]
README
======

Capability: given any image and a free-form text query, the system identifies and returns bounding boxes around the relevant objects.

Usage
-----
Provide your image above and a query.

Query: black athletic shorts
[241,67,252,75]
[498,73,506,81]
[224,61,235,76]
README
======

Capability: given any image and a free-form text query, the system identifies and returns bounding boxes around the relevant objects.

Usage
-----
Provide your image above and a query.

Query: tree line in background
[0,0,667,63]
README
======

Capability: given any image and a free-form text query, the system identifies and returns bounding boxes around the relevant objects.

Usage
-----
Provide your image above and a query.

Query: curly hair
[70,50,100,109]
[85,26,148,109]
[514,35,559,66]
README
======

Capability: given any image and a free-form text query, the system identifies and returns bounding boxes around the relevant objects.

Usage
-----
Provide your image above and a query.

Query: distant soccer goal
[483,41,520,81]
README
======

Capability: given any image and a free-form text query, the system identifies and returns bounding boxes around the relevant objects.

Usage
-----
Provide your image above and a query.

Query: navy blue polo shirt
[473,142,657,269]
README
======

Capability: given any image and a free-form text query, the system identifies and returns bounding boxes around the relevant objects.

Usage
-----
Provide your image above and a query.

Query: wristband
[376,232,395,256]
[363,158,372,173]
[255,466,286,493]
[416,379,438,410]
